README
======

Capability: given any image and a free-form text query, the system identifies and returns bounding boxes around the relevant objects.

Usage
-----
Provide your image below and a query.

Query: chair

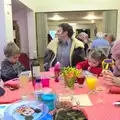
[97,46,111,57]
[18,53,30,70]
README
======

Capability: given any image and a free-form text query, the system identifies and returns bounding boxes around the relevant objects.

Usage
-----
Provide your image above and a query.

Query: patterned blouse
[1,59,26,82]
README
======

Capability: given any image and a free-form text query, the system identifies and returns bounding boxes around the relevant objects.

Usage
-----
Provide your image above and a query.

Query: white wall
[13,10,29,54]
[4,0,14,42]
[0,0,6,65]
[27,11,37,59]
[19,0,120,12]
[0,0,13,65]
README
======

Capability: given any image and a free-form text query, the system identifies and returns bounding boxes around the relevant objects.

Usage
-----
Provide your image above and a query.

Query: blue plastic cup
[41,94,56,111]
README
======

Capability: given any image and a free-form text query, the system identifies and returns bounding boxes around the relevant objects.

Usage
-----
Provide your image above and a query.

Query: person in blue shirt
[91,32,110,48]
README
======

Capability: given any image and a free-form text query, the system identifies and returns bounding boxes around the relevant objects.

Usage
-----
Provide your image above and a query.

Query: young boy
[1,42,26,82]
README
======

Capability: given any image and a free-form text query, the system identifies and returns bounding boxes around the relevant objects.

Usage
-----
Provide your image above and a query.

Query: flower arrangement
[61,67,82,89]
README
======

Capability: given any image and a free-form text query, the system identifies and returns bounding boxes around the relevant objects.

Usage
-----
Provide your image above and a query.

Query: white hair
[96,32,104,38]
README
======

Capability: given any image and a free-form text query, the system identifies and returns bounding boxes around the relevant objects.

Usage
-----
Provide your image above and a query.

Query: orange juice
[19,75,28,88]
[86,76,97,90]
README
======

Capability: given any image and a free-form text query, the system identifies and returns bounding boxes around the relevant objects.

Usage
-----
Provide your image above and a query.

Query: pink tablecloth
[50,78,120,120]
[0,82,34,104]
[0,71,120,120]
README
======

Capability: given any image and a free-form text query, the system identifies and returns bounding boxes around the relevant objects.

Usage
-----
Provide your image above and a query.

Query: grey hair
[4,42,20,57]
[87,48,106,62]
[96,32,104,39]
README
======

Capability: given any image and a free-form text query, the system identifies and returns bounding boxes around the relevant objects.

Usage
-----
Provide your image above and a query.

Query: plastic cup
[76,77,85,88]
[41,94,56,111]
[41,76,50,88]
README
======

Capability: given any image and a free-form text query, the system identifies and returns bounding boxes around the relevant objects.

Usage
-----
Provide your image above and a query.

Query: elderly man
[91,32,110,48]
[44,23,85,71]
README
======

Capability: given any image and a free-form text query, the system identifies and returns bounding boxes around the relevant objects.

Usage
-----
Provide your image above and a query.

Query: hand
[80,71,85,78]
[102,70,114,85]
[88,67,91,71]
[102,70,113,77]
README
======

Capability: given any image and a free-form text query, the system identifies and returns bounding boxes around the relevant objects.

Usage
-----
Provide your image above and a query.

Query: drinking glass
[86,75,97,94]
[19,73,29,99]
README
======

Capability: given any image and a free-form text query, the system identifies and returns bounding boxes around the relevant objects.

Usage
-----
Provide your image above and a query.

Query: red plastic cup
[77,77,85,84]
[41,77,50,88]
[76,77,85,87]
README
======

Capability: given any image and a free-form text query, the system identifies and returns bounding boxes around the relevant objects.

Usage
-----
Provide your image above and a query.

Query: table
[0,71,120,120]
[50,79,120,120]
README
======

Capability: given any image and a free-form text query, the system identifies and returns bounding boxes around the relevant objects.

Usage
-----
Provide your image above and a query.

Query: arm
[102,70,120,86]
[113,77,120,86]
[1,63,18,81]
[72,48,85,66]
[16,61,26,72]
[84,43,89,52]
[44,49,54,71]
[89,67,102,75]
[76,60,89,70]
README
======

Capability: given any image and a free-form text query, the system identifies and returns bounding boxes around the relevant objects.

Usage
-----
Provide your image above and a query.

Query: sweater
[76,60,102,75]
[1,59,26,82]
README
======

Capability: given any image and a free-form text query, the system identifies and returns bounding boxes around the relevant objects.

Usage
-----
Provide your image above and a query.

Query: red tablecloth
[0,82,34,104]
[0,71,120,120]
[50,79,120,120]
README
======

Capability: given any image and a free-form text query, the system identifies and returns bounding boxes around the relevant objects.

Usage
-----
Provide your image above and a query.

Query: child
[103,40,120,86]
[1,42,26,82]
[76,48,106,75]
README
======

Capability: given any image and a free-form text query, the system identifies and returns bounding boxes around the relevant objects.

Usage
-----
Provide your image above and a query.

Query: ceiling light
[69,23,76,26]
[49,15,64,21]
[91,20,95,23]
[84,15,98,20]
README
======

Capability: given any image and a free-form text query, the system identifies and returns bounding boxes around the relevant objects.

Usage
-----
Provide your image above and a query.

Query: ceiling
[47,11,104,23]
[11,0,104,24]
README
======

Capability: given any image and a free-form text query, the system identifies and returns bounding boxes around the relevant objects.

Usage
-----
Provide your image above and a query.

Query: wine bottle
[31,51,40,86]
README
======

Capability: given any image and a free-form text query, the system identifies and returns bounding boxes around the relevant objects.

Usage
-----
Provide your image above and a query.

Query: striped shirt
[56,39,72,67]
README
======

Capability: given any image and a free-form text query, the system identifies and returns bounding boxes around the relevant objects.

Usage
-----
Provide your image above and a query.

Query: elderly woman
[77,32,89,55]
[102,40,120,86]
[1,42,26,82]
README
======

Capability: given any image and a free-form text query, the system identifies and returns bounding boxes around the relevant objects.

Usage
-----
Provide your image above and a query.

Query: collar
[59,39,71,45]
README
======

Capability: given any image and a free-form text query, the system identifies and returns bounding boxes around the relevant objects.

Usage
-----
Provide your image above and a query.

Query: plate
[4,100,51,120]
